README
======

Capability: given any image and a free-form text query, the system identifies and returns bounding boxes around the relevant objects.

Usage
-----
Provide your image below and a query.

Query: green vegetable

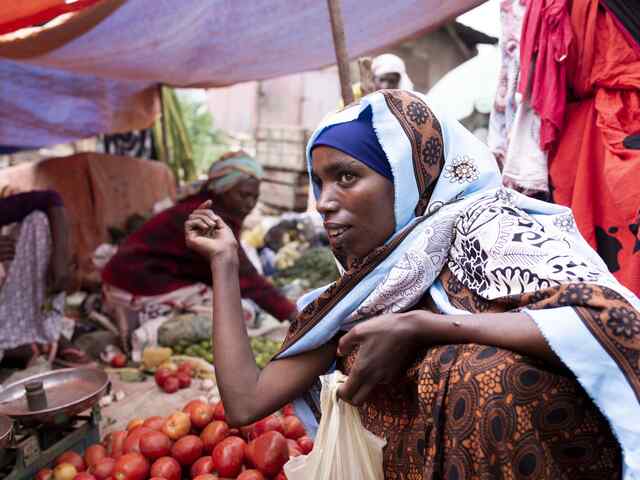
[272,247,339,290]
[168,336,280,369]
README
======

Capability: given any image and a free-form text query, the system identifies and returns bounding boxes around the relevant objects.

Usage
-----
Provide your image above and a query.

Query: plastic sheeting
[0,0,483,147]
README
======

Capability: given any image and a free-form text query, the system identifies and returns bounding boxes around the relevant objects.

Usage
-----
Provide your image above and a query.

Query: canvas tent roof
[0,0,484,148]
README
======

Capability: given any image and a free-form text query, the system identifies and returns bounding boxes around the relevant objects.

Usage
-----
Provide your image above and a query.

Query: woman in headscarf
[346,53,415,105]
[186,91,640,479]
[102,151,297,346]
[372,53,415,91]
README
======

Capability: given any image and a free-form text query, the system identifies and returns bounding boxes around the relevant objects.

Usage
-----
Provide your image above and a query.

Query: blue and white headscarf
[276,90,640,478]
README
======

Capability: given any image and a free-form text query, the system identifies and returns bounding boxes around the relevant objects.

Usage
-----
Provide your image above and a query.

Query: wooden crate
[255,126,309,172]
[260,166,309,212]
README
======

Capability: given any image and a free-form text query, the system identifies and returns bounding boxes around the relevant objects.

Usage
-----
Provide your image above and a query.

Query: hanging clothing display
[488,0,549,199]
[545,0,640,295]
[501,102,549,199]
[488,0,527,167]
[518,0,573,152]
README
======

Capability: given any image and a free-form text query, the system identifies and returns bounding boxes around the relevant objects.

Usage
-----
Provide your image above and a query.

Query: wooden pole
[159,84,170,165]
[326,0,354,105]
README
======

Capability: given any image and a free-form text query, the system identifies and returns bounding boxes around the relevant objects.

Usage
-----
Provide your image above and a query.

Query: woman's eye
[339,172,356,183]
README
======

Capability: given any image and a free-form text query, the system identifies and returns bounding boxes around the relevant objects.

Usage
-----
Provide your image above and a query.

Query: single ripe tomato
[211,436,246,477]
[149,456,181,480]
[35,468,53,480]
[182,399,205,414]
[110,354,127,368]
[184,400,214,430]
[177,362,194,377]
[281,404,295,417]
[245,431,288,477]
[282,416,305,439]
[176,372,191,389]
[162,410,191,440]
[154,368,173,388]
[88,457,115,480]
[84,444,107,469]
[162,376,180,394]
[171,434,203,465]
[190,455,214,477]
[105,431,127,459]
[123,427,153,454]
[252,415,284,437]
[126,419,144,432]
[200,420,229,454]
[237,469,266,480]
[142,416,165,431]
[112,453,149,480]
[212,402,225,421]
[139,430,172,459]
[56,451,86,472]
[296,436,313,455]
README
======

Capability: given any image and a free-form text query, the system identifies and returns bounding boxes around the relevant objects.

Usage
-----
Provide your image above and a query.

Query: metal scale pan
[0,368,109,426]
[0,415,12,448]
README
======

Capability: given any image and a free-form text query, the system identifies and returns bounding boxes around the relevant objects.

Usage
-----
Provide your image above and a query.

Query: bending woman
[102,151,297,347]
[186,91,640,478]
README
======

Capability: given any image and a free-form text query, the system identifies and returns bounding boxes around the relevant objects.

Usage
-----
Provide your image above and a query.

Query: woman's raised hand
[185,201,238,262]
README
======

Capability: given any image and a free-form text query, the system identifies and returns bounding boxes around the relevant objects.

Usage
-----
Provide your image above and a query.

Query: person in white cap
[371,53,415,91]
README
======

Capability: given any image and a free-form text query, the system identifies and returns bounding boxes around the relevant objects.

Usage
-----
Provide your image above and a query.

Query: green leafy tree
[153,87,228,183]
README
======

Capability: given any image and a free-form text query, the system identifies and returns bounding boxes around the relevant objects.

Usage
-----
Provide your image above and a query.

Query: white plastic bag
[284,371,387,480]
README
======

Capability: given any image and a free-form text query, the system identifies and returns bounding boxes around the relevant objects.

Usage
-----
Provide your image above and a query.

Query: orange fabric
[549,0,640,294]
[0,153,176,279]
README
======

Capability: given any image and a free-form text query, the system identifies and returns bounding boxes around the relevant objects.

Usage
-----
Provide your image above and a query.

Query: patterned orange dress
[338,269,622,479]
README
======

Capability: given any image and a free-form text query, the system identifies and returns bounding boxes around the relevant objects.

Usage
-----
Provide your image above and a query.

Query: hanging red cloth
[518,0,573,151]
[548,0,640,295]
[0,0,101,35]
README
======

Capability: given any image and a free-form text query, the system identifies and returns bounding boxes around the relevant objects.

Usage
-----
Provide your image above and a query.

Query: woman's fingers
[186,218,210,234]
[338,365,380,406]
[350,381,377,407]
[189,213,217,230]
[195,208,219,222]
[337,326,362,357]
[337,370,362,404]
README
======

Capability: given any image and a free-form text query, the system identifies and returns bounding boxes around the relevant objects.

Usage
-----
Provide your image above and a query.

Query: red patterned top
[101,193,295,321]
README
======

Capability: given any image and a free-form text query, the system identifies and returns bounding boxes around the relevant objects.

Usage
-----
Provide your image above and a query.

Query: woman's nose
[316,188,339,214]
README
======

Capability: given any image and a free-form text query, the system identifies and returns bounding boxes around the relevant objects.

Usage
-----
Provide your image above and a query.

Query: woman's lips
[325,223,351,241]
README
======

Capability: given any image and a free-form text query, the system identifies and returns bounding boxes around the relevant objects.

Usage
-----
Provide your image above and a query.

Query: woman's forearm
[210,254,336,426]
[210,255,262,423]
[409,310,563,367]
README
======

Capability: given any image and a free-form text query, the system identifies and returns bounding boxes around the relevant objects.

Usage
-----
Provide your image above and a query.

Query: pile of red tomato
[35,400,312,480]
[154,363,193,394]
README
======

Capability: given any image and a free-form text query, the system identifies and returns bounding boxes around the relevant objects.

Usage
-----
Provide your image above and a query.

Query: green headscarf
[206,151,263,194]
